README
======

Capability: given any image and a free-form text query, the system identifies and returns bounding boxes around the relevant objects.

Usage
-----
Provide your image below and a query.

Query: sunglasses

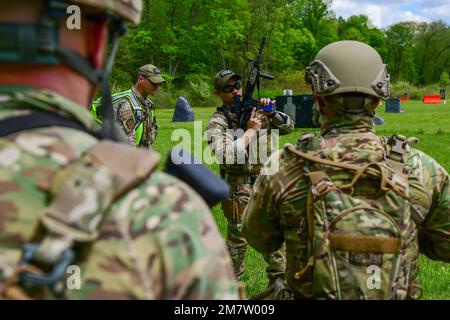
[145,78,162,86]
[221,81,241,93]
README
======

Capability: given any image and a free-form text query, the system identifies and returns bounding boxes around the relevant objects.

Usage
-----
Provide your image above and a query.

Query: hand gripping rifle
[232,36,275,129]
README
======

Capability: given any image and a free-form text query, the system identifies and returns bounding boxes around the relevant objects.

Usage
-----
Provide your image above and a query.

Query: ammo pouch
[222,193,247,224]
[221,183,253,224]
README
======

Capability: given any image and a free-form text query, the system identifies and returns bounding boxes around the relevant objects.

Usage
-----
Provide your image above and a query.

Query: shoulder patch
[115,99,132,111]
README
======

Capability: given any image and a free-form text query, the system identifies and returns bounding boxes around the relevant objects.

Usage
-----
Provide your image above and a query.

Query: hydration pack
[286,133,420,300]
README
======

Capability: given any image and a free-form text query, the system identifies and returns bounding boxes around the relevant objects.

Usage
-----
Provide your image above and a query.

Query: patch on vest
[349,252,383,266]
[117,105,135,133]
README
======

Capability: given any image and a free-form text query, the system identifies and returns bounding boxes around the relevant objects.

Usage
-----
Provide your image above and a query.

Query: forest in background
[110,0,450,107]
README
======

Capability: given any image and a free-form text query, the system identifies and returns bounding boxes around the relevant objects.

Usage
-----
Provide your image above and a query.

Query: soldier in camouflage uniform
[206,70,294,283]
[90,64,165,149]
[0,0,240,300]
[243,41,450,299]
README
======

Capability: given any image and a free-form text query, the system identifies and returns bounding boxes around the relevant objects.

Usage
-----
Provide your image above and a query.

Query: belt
[223,172,257,185]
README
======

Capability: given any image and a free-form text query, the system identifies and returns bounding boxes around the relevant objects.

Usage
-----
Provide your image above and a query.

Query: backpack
[286,133,420,300]
[0,113,160,299]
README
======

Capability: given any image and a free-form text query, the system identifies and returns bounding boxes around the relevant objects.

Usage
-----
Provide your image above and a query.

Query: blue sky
[331,0,450,28]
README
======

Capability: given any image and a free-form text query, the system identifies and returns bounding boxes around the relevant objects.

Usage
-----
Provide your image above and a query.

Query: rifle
[232,36,275,129]
[165,148,230,208]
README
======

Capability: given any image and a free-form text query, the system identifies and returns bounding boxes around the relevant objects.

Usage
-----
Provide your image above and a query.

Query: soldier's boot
[226,221,248,279]
[226,240,247,279]
[406,235,423,300]
[249,247,292,300]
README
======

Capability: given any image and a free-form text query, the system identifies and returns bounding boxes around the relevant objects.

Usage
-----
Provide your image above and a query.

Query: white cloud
[417,0,450,6]
[420,5,450,22]
[331,0,380,25]
[367,5,382,28]
[401,10,428,22]
[331,0,445,28]
[331,0,359,15]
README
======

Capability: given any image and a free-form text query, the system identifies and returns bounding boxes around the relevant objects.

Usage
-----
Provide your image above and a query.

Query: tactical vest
[0,113,160,299]
[285,133,421,300]
[214,106,269,176]
[90,89,156,146]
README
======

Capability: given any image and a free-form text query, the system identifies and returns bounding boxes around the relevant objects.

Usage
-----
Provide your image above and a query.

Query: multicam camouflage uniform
[0,88,241,299]
[243,113,450,299]
[206,104,294,281]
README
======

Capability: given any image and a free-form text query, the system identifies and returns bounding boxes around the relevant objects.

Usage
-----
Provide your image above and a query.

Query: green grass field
[152,100,450,300]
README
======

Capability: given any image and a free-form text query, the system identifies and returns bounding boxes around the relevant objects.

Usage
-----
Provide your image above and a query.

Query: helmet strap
[0,0,128,141]
[316,96,326,108]
[323,94,376,117]
[343,95,366,110]
[98,24,125,141]
[0,0,103,83]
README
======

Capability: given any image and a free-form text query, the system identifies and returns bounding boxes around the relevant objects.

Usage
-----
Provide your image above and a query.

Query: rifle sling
[287,145,380,173]
[286,145,406,196]
[217,106,234,130]
[0,112,106,139]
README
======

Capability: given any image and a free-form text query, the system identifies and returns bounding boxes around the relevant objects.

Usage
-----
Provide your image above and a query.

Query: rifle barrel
[257,37,266,62]
[260,73,275,80]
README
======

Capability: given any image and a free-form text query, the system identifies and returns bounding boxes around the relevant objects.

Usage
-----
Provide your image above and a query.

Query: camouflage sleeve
[242,150,285,254]
[115,100,136,146]
[268,111,294,135]
[70,172,240,300]
[407,149,450,262]
[206,113,247,165]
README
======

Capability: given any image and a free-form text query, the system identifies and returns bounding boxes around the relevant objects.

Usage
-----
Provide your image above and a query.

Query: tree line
[111,0,450,104]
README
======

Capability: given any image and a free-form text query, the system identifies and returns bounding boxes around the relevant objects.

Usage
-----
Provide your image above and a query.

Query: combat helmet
[71,0,142,25]
[0,0,143,141]
[305,40,390,99]
[0,0,143,84]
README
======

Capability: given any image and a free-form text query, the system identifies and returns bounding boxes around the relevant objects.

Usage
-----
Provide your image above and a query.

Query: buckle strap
[308,171,334,199]
[384,134,414,196]
[0,245,74,299]
[386,134,409,163]
[0,112,106,139]
[19,244,75,288]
